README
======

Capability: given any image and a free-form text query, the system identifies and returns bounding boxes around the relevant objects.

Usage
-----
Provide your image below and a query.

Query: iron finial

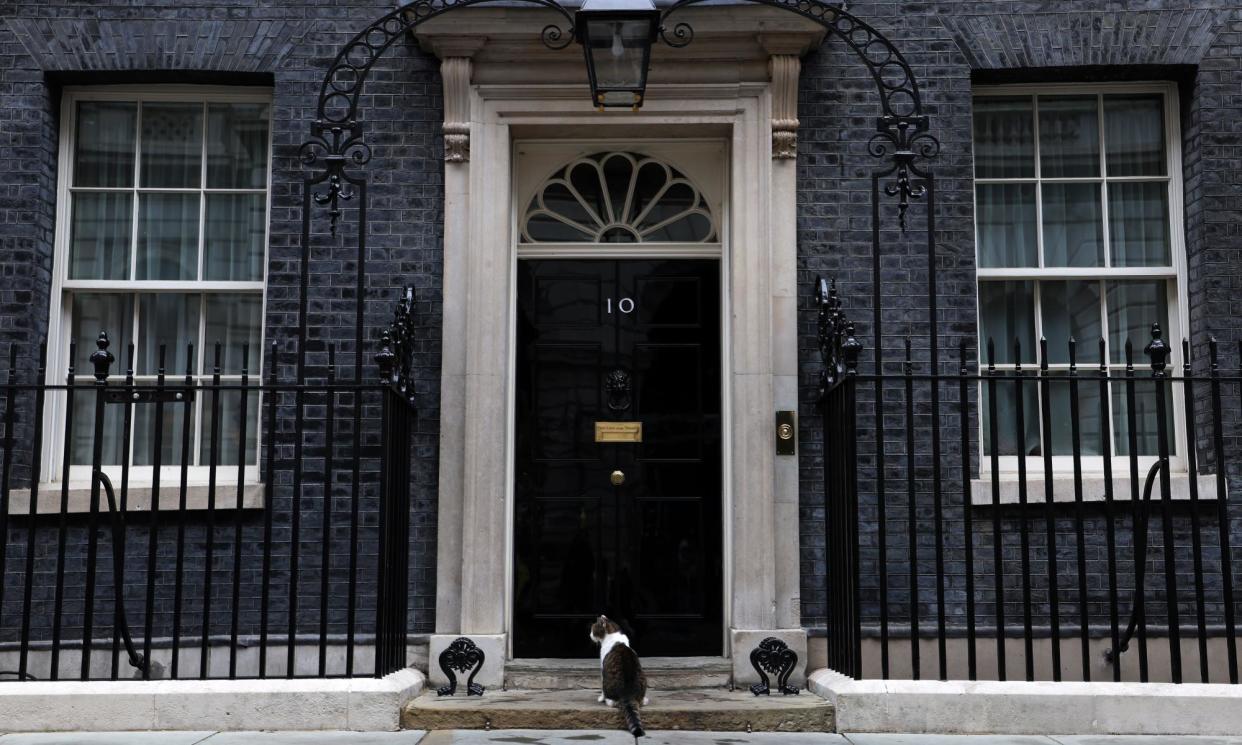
[1144,322,1169,376]
[90,331,114,382]
[375,330,396,384]
[842,323,862,373]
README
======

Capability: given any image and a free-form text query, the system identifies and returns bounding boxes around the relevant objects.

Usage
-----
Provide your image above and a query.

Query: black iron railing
[817,276,1241,685]
[0,294,416,682]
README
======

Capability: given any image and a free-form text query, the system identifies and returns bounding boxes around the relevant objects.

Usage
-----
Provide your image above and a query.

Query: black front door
[513,259,722,658]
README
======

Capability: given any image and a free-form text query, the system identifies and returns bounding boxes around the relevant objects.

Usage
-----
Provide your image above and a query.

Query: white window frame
[972,82,1189,475]
[45,85,273,491]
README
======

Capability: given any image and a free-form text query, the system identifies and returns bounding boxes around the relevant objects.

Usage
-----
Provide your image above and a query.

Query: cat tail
[622,701,645,738]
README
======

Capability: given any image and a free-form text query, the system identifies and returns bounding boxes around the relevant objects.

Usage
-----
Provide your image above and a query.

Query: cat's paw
[605,698,616,707]
[642,696,650,706]
[597,694,606,704]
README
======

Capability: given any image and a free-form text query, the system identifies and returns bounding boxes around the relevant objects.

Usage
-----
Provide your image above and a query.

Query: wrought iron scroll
[375,286,417,403]
[749,637,800,696]
[437,637,486,696]
[660,0,940,227]
[815,276,861,402]
[299,0,576,237]
[85,333,148,676]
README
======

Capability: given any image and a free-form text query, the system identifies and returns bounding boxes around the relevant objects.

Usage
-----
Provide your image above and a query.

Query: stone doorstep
[504,656,732,690]
[401,687,834,732]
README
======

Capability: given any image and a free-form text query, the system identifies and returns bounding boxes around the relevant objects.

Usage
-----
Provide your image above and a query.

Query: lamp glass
[583,19,652,106]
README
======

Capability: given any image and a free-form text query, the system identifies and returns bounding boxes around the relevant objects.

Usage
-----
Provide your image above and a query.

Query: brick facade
[1,0,1241,663]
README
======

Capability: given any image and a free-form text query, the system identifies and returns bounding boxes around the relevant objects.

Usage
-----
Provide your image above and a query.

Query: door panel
[514,259,722,658]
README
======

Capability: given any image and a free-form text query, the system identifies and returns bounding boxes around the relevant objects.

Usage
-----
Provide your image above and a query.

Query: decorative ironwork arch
[297,0,942,389]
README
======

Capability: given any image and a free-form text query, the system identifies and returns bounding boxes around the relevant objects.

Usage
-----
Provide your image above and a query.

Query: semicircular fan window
[522,151,717,243]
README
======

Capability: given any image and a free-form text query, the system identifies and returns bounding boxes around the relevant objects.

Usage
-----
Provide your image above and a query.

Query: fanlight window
[522,151,717,243]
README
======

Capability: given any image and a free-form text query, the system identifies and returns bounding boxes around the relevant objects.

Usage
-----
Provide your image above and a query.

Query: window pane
[973,97,1034,178]
[137,193,199,281]
[69,192,132,280]
[138,294,200,375]
[1107,281,1170,364]
[206,103,270,189]
[525,212,595,242]
[1108,181,1171,267]
[203,294,262,374]
[982,377,1040,456]
[1112,380,1175,456]
[976,184,1037,267]
[71,293,133,371]
[69,293,133,464]
[140,103,203,188]
[133,401,195,467]
[199,390,259,467]
[1040,281,1102,364]
[70,393,127,466]
[1042,182,1103,267]
[1047,373,1103,456]
[979,281,1035,365]
[1038,96,1100,178]
[204,193,265,281]
[1105,94,1166,177]
[74,102,136,188]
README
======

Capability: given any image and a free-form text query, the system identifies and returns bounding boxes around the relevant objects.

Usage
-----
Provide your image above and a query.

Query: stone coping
[808,667,1242,736]
[0,669,425,733]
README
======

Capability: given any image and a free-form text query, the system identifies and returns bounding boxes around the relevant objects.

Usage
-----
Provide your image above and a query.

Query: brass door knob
[610,470,626,486]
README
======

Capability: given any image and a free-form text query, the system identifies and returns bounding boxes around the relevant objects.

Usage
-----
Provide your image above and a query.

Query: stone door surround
[416,6,822,688]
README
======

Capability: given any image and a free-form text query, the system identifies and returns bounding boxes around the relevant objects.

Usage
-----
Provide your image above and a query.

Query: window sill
[6,482,265,515]
[970,474,1225,506]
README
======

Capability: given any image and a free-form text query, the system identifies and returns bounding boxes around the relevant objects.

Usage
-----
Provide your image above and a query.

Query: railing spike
[125,343,135,384]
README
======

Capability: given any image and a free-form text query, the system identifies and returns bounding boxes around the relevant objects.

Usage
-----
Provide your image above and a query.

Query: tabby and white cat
[589,615,649,738]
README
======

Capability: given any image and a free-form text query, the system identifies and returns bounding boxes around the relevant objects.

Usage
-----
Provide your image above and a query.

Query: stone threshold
[505,656,732,690]
[402,687,833,732]
[0,669,425,733]
[809,667,1242,736]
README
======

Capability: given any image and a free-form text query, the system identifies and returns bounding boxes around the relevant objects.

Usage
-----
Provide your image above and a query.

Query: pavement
[2,733,1242,744]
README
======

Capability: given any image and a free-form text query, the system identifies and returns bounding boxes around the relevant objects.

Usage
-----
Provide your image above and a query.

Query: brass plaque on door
[595,421,643,443]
